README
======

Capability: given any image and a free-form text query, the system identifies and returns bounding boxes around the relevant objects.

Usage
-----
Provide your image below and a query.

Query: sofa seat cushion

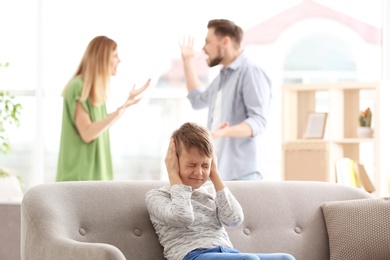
[321,197,390,260]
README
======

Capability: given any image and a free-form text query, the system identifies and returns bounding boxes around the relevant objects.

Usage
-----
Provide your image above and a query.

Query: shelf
[283,82,380,91]
[282,81,390,196]
[332,138,375,144]
[286,138,375,144]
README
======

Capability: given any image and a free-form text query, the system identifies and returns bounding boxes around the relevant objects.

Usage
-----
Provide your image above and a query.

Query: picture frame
[303,112,327,139]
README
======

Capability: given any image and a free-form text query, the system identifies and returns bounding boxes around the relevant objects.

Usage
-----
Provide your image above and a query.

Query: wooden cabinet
[282,81,390,196]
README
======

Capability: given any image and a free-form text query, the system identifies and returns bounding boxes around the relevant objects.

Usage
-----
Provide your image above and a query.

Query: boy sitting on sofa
[145,122,295,260]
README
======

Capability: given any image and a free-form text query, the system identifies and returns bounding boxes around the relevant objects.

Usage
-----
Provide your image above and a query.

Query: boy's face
[178,147,212,190]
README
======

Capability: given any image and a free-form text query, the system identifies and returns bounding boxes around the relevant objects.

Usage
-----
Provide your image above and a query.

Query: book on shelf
[335,158,357,187]
[354,163,375,193]
[334,158,375,193]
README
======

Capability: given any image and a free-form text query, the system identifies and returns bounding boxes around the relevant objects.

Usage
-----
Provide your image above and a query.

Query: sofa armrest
[22,220,126,260]
[45,239,126,260]
[25,237,126,260]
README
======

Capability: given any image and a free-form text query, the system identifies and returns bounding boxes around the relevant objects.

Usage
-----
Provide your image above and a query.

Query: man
[179,19,272,180]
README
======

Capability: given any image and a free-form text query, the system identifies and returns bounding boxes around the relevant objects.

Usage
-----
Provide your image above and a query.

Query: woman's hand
[118,78,151,114]
[165,138,182,186]
[127,78,151,103]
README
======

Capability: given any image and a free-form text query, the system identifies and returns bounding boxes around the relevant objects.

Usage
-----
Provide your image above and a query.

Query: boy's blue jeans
[183,246,296,260]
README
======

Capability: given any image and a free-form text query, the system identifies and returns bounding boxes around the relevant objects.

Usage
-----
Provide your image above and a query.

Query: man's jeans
[183,246,296,260]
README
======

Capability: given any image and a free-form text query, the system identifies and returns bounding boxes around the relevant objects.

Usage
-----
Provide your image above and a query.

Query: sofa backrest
[21,180,372,260]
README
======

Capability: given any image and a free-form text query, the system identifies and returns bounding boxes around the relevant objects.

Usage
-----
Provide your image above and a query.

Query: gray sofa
[21,180,374,260]
[0,175,24,260]
[0,203,21,260]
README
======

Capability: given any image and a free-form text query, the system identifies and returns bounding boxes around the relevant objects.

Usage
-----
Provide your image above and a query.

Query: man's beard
[207,49,223,67]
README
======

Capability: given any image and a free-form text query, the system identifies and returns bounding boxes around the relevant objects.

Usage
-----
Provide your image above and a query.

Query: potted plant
[357,107,373,138]
[0,62,24,198]
[0,62,22,153]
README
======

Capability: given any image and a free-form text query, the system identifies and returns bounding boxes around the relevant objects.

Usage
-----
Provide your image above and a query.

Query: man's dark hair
[207,19,243,48]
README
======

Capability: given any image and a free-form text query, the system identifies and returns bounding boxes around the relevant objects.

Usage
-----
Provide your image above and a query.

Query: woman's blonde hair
[62,36,117,105]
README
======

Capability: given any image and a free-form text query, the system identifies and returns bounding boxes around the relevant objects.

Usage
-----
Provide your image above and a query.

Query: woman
[56,36,150,181]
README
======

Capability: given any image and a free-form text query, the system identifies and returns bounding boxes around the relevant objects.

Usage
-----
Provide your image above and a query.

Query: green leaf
[0,81,23,154]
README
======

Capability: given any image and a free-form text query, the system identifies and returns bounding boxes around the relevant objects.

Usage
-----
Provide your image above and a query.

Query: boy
[145,122,295,260]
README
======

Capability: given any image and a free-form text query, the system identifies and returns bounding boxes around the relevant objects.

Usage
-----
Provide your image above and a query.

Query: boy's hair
[172,122,214,158]
[207,19,243,48]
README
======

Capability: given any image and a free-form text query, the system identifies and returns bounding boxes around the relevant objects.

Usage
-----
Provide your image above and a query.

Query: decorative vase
[356,126,374,138]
